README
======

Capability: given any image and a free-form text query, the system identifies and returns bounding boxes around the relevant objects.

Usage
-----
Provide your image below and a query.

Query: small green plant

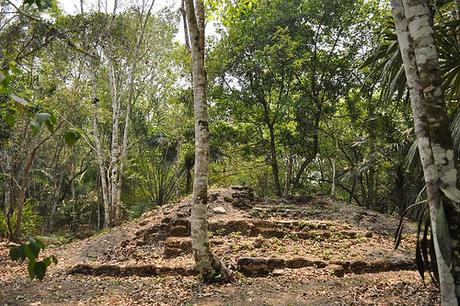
[0,211,7,238]
[321,250,331,260]
[250,209,259,217]
[229,231,242,238]
[286,232,299,241]
[9,237,58,280]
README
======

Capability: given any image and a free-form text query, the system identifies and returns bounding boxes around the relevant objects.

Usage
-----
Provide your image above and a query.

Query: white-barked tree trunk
[391,0,460,303]
[185,0,232,281]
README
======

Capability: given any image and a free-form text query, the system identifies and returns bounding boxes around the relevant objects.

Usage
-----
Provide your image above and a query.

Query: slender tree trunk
[13,126,59,241]
[175,137,182,199]
[116,98,131,225]
[3,149,14,240]
[292,106,321,189]
[49,172,64,232]
[185,0,232,281]
[284,152,293,197]
[331,157,336,197]
[402,0,460,300]
[267,124,282,197]
[331,138,338,197]
[107,58,120,227]
[391,0,460,303]
[1,150,11,218]
[350,177,357,203]
[91,70,111,228]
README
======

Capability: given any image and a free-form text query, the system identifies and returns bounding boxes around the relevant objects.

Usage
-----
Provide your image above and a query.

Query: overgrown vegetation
[0,0,457,240]
[1,0,460,299]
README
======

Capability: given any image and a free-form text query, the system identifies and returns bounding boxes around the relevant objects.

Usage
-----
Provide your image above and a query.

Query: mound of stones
[69,186,416,280]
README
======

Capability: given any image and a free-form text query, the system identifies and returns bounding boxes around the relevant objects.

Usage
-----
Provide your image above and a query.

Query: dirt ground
[0,187,440,305]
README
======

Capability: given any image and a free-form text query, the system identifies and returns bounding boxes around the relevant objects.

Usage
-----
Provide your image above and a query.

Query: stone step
[166,219,359,240]
[236,256,415,277]
[69,263,196,277]
[68,256,415,278]
[163,238,224,258]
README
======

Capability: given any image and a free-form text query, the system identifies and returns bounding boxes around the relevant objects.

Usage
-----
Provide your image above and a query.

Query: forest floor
[0,187,440,305]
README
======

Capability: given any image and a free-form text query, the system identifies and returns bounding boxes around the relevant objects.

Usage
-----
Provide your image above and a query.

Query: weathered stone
[232,198,253,210]
[314,260,328,268]
[209,220,254,236]
[344,231,357,239]
[138,219,149,226]
[328,264,345,277]
[161,217,171,224]
[208,192,219,202]
[223,196,233,203]
[171,218,189,227]
[212,206,227,214]
[285,258,312,269]
[271,269,285,276]
[237,257,271,276]
[70,264,198,277]
[169,225,190,237]
[349,260,370,273]
[268,258,285,269]
[258,229,285,239]
[163,248,183,258]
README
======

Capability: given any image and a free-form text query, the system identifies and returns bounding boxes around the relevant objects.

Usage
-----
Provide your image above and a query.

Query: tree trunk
[292,105,321,190]
[91,71,111,228]
[108,58,120,227]
[331,157,336,197]
[1,150,12,218]
[13,130,57,241]
[116,97,131,225]
[284,152,293,197]
[402,0,460,300]
[185,0,232,281]
[267,123,282,197]
[391,0,460,303]
[175,137,182,199]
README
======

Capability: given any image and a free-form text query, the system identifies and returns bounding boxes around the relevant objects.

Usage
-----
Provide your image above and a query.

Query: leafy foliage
[9,237,58,280]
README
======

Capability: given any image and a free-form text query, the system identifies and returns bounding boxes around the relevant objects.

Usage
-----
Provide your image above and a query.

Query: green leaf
[45,113,57,131]
[10,94,28,107]
[33,261,47,280]
[43,257,52,267]
[434,199,452,266]
[0,69,11,93]
[4,112,16,127]
[30,119,41,135]
[9,245,26,262]
[28,238,42,257]
[63,129,81,146]
[24,244,37,261]
[36,112,51,124]
[8,62,20,75]
[440,186,460,203]
[34,237,46,250]
[28,259,36,279]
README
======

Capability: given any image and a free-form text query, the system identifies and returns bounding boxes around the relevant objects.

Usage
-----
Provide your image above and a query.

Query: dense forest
[1,0,460,304]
